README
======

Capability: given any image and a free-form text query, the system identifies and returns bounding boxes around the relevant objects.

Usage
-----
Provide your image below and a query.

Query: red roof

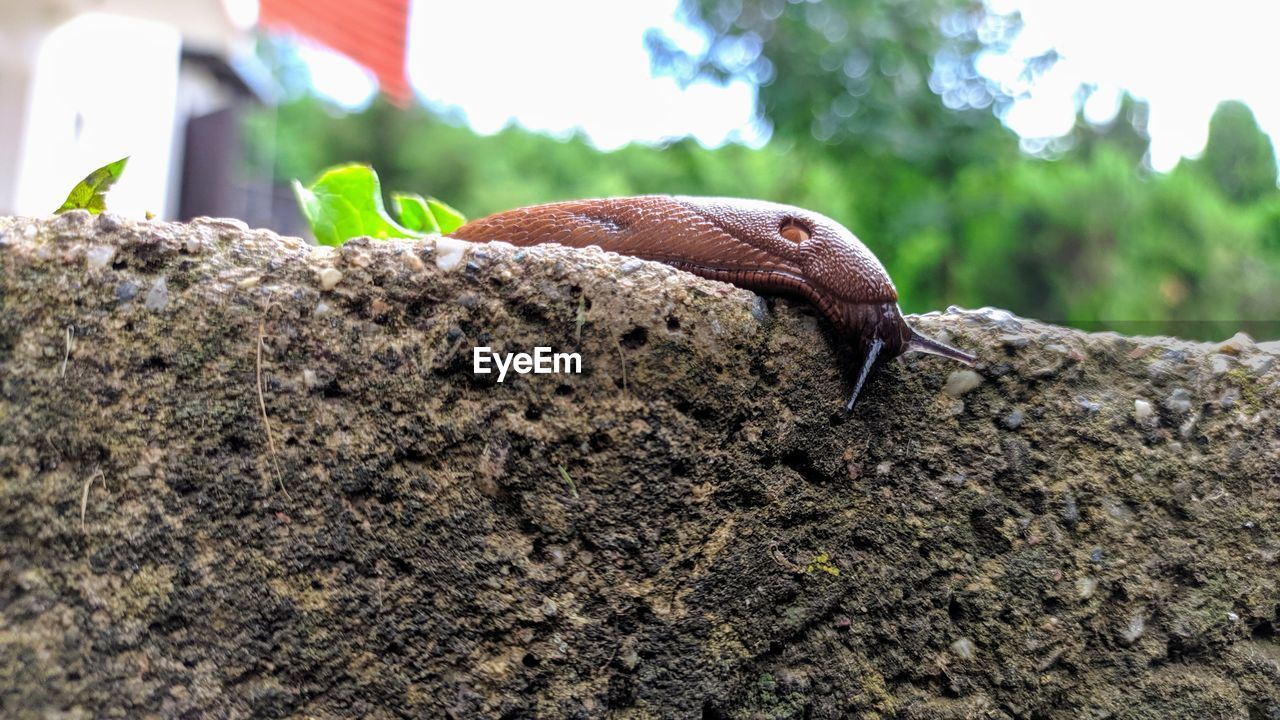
[259,0,411,105]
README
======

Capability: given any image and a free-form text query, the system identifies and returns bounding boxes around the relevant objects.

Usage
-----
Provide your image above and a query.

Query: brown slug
[450,195,975,410]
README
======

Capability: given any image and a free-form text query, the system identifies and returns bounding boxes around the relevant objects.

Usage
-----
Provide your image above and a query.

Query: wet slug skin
[450,195,975,410]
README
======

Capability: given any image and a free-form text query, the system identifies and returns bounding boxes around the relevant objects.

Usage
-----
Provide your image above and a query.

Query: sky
[305,0,1280,172]
[983,0,1280,171]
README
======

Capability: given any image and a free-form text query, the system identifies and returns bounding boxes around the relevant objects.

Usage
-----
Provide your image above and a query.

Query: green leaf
[426,197,466,234]
[556,465,579,499]
[805,552,840,577]
[391,192,441,234]
[55,157,128,214]
[292,164,422,246]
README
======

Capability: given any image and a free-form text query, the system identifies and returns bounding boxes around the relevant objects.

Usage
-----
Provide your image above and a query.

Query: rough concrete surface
[1,211,1278,719]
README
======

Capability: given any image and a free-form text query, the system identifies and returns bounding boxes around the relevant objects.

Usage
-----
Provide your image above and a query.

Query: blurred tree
[642,0,1057,305]
[1068,93,1152,167]
[644,0,1044,170]
[1190,100,1278,204]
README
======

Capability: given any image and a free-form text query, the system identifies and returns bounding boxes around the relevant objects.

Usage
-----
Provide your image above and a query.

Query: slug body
[450,195,974,410]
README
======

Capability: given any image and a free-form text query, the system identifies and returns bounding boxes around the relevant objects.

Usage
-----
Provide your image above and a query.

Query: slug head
[753,206,976,365]
[836,301,977,411]
[754,206,977,409]
[673,198,976,398]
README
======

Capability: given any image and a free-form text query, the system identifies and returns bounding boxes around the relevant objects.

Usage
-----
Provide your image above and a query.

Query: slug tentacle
[906,329,977,366]
[450,194,976,409]
[845,338,885,413]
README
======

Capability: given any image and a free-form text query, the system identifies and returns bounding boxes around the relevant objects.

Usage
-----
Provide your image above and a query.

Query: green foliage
[391,193,440,234]
[55,157,128,214]
[1190,101,1279,204]
[249,96,1280,339]
[293,164,416,246]
[647,0,1028,169]
[292,163,466,246]
[556,465,579,499]
[426,196,466,234]
[805,552,840,576]
[944,140,1280,338]
[1069,94,1152,164]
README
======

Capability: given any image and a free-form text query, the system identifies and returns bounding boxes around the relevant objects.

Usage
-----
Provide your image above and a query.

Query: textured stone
[1,215,1278,719]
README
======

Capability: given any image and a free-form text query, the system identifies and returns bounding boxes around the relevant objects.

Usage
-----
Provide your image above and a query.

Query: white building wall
[13,13,182,218]
[0,0,249,218]
[0,10,47,217]
[0,62,35,216]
